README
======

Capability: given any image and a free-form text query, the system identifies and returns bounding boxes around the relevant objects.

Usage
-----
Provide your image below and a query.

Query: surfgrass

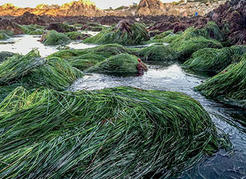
[0,86,227,178]
[86,53,140,75]
[42,30,70,46]
[84,22,150,45]
[196,56,246,108]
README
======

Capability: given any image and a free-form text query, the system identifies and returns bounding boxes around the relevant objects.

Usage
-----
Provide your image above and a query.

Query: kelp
[20,24,45,35]
[196,57,246,108]
[137,44,178,62]
[86,53,140,75]
[0,50,83,91]
[84,20,150,45]
[41,30,70,46]
[0,86,226,178]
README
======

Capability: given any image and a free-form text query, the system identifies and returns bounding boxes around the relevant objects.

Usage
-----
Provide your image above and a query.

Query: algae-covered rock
[84,20,150,45]
[196,57,246,108]
[86,53,141,75]
[0,86,226,178]
[138,44,178,62]
[41,30,70,46]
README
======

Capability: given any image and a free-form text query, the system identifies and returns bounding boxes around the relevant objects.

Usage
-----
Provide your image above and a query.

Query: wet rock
[47,23,76,33]
[14,12,46,26]
[0,19,23,34]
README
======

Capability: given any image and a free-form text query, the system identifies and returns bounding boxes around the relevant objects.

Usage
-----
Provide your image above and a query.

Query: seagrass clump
[137,44,178,62]
[196,56,246,108]
[41,30,70,46]
[0,86,225,178]
[0,50,83,91]
[86,53,140,75]
[84,20,150,45]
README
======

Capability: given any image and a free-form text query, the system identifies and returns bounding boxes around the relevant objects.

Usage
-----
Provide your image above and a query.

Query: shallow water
[1,35,246,178]
[70,63,246,178]
[0,34,98,57]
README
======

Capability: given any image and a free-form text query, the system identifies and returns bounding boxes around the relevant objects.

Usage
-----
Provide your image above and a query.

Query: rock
[0,19,23,34]
[14,12,46,25]
[47,23,76,33]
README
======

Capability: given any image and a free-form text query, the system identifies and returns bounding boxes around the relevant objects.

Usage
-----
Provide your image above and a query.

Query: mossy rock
[137,44,178,62]
[86,53,140,75]
[41,30,70,46]
[196,57,246,108]
[0,86,227,178]
[84,20,150,45]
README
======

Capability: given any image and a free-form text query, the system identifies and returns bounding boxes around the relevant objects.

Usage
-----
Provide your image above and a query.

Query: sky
[0,0,180,9]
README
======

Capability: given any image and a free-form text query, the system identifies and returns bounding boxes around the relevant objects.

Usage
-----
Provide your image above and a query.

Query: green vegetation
[0,50,83,91]
[0,86,225,178]
[42,30,70,46]
[196,57,246,108]
[65,31,90,40]
[0,51,16,63]
[84,22,150,45]
[183,48,232,73]
[86,53,140,75]
[171,36,222,61]
[137,44,178,62]
[0,50,41,85]
[183,45,246,73]
[20,24,45,35]
[22,57,84,90]
[0,30,13,40]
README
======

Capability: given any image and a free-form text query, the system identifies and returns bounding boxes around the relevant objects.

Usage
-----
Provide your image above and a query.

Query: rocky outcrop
[14,12,46,25]
[0,0,104,17]
[0,18,23,34]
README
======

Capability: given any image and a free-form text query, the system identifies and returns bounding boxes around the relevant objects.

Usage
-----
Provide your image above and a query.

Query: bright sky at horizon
[0,0,180,9]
